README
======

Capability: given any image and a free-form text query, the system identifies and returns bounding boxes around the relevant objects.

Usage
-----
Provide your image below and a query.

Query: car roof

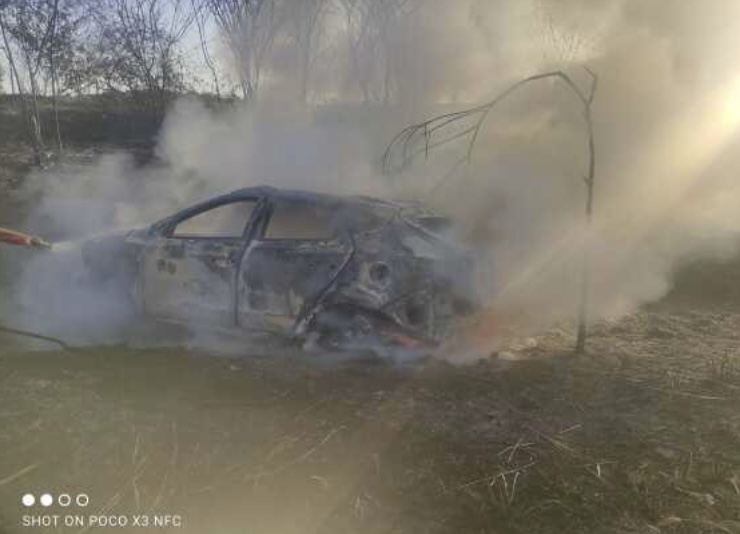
[150,185,450,234]
[225,185,421,212]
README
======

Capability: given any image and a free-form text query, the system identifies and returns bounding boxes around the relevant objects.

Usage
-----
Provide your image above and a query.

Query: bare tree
[338,0,376,102]
[192,0,221,99]
[0,0,87,158]
[207,0,284,103]
[534,0,597,69]
[283,0,329,104]
[57,12,110,96]
[0,0,51,164]
[46,0,62,151]
[383,70,598,354]
[338,0,418,104]
[92,0,195,108]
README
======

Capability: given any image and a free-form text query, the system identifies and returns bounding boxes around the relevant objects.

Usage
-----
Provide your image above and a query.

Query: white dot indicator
[39,493,53,507]
[22,494,35,507]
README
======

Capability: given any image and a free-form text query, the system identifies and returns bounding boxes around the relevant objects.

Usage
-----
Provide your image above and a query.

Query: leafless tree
[46,0,62,151]
[207,0,284,103]
[338,0,376,102]
[337,0,419,104]
[533,0,596,68]
[383,70,598,354]
[192,0,221,99]
[1,0,90,157]
[282,0,329,104]
[92,0,195,108]
[0,0,55,163]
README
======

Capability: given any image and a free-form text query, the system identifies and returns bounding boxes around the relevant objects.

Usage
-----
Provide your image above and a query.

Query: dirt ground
[0,281,739,533]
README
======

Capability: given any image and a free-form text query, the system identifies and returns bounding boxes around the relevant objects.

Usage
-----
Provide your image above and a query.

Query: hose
[0,324,72,351]
[0,226,51,249]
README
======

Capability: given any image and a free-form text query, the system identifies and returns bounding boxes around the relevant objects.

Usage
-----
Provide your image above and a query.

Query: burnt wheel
[307,304,435,358]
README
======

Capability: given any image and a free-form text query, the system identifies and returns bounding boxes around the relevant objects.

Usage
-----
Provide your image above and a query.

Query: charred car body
[82,186,478,352]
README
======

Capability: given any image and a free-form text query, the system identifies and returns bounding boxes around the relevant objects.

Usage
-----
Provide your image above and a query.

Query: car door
[237,198,350,333]
[141,197,262,327]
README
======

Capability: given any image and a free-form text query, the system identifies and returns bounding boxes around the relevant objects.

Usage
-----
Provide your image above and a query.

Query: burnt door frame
[143,195,266,326]
[236,197,350,332]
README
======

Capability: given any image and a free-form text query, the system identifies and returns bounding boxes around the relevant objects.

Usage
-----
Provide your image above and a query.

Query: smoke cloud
[4,0,740,348]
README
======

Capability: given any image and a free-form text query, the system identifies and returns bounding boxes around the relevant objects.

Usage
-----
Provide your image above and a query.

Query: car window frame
[258,198,342,243]
[161,196,265,241]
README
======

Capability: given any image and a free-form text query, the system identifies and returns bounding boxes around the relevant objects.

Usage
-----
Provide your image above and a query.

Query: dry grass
[0,305,739,533]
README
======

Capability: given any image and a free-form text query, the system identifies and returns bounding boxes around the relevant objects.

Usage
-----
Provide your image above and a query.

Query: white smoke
[5,0,740,348]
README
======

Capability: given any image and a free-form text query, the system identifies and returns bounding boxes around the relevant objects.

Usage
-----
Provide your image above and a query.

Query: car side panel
[237,239,348,331]
[141,238,243,326]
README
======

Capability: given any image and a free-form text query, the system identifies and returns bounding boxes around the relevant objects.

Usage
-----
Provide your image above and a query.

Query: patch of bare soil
[0,304,738,534]
[0,144,34,195]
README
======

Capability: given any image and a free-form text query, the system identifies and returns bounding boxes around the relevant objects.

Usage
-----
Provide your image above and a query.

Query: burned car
[82,186,478,352]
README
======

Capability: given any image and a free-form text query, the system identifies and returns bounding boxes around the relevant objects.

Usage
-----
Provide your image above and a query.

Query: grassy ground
[0,93,227,199]
[0,302,738,534]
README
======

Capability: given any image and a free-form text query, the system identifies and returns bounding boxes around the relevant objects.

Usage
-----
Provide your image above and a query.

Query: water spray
[0,226,73,349]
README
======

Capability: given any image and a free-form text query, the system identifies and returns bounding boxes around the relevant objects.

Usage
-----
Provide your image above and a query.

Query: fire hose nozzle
[29,236,52,248]
[0,226,52,249]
